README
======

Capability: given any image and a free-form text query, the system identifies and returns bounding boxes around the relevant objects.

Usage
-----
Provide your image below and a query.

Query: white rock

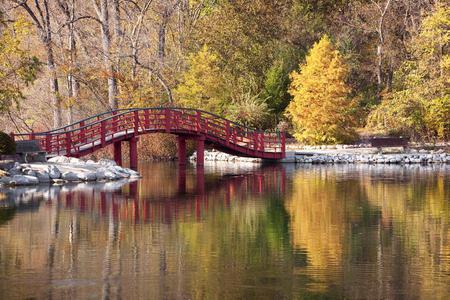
[48,156,71,163]
[95,168,107,180]
[96,168,119,180]
[0,176,12,184]
[10,175,39,185]
[108,166,130,178]
[23,168,37,177]
[48,165,61,179]
[36,170,51,183]
[104,170,120,180]
[62,172,80,182]
[98,159,117,167]
[69,157,84,164]
[77,172,97,181]
[8,165,23,176]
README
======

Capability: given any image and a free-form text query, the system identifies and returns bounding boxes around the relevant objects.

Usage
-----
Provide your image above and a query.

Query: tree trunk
[112,0,123,70]
[158,24,166,65]
[66,0,78,125]
[46,42,62,128]
[374,0,392,101]
[98,0,118,110]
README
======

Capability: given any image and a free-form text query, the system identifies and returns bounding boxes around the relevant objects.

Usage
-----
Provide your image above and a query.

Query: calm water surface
[0,163,449,299]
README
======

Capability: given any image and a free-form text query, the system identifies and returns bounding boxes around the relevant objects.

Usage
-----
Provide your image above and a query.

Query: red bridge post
[196,135,205,167]
[177,136,187,166]
[129,137,139,170]
[114,141,122,166]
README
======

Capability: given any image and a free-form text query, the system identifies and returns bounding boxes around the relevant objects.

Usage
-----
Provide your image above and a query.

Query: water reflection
[0,163,448,299]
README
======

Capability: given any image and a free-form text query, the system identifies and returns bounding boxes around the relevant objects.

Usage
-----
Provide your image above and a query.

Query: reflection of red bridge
[49,166,286,224]
[13,108,286,169]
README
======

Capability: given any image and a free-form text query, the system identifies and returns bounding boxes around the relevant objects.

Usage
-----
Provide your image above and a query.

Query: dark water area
[0,162,449,299]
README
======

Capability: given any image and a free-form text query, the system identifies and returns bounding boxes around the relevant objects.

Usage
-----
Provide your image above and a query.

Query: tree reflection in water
[0,163,448,299]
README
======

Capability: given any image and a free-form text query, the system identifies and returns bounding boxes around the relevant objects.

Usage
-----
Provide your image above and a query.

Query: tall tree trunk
[46,42,62,128]
[374,0,392,101]
[112,0,123,71]
[42,1,62,128]
[96,0,118,110]
[66,0,78,125]
[158,23,166,65]
[18,0,62,128]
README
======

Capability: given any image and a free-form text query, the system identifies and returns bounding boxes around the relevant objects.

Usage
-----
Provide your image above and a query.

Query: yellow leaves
[369,5,449,140]
[287,35,357,144]
[0,18,39,113]
[175,45,228,115]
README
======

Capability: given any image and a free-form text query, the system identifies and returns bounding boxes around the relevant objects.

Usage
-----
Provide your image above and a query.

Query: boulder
[62,172,80,182]
[48,165,61,179]
[68,157,85,165]
[9,175,39,185]
[36,170,51,183]
[77,172,97,181]
[108,166,131,178]
[8,163,23,176]
[48,156,71,163]
[23,168,37,177]
[95,168,107,180]
[0,160,15,171]
[98,159,117,167]
[96,168,119,180]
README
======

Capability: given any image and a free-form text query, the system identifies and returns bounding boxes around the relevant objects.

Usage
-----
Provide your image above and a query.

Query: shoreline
[190,149,450,164]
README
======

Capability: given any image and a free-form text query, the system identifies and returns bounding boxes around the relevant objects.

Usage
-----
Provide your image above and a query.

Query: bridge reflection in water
[2,163,286,225]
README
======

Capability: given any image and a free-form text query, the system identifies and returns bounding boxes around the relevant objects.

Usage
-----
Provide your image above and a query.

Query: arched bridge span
[13,107,286,169]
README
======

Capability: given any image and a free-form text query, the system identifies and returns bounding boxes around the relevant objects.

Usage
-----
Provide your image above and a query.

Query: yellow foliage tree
[367,5,449,140]
[175,45,229,115]
[0,17,39,114]
[287,35,357,144]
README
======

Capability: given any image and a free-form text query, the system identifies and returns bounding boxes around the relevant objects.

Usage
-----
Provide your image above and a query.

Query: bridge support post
[113,141,122,166]
[196,135,205,167]
[129,137,139,170]
[177,136,187,166]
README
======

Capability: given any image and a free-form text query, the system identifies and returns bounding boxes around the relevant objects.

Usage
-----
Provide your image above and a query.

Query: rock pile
[189,149,450,165]
[190,151,262,163]
[0,156,140,186]
[283,151,450,164]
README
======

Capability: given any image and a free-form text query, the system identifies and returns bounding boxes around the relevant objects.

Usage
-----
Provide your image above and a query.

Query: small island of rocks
[0,156,140,187]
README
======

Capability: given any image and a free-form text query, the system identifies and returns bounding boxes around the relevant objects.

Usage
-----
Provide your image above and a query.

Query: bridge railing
[13,107,285,156]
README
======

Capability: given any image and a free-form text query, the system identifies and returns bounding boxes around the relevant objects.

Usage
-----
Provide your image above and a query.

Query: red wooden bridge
[12,107,285,169]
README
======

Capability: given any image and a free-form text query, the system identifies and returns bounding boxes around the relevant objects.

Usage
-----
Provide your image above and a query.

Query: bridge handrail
[14,107,281,136]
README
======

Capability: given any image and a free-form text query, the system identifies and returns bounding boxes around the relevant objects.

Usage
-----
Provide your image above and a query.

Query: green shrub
[0,131,16,155]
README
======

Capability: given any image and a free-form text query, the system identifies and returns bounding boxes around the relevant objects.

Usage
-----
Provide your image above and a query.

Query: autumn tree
[367,5,449,140]
[287,35,358,144]
[175,45,229,114]
[0,17,39,116]
[14,0,62,127]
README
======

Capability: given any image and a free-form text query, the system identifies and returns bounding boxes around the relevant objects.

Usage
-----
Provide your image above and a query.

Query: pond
[0,162,449,299]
